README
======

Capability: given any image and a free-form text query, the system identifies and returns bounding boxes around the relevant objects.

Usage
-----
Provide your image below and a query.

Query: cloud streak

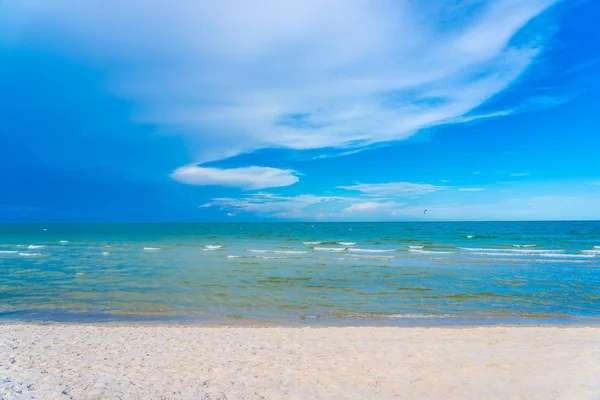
[1,0,559,173]
[171,166,299,190]
[339,182,445,197]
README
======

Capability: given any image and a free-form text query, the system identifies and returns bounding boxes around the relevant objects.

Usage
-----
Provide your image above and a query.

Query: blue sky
[1,0,599,222]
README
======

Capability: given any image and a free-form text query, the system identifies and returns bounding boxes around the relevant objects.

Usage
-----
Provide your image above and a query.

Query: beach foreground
[1,325,599,399]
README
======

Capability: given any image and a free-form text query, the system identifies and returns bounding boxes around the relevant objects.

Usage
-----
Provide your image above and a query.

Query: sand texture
[1,325,599,399]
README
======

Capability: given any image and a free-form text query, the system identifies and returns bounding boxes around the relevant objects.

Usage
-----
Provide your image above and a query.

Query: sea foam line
[409,249,454,254]
[249,249,309,254]
[347,248,396,253]
[314,246,346,252]
[459,247,564,254]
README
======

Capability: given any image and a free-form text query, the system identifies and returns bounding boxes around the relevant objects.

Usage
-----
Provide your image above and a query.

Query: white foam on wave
[19,252,41,257]
[338,242,356,246]
[143,247,161,251]
[538,253,595,259]
[512,244,536,248]
[16,245,26,248]
[314,246,346,252]
[459,247,564,254]
[59,240,69,244]
[27,245,45,249]
[347,255,393,260]
[594,246,600,249]
[348,248,396,253]
[227,255,242,258]
[582,250,600,255]
[409,249,453,254]
[468,251,594,259]
[408,245,424,249]
[249,249,308,254]
[0,250,18,254]
[466,235,475,239]
[204,245,222,250]
[387,313,451,319]
[303,241,321,245]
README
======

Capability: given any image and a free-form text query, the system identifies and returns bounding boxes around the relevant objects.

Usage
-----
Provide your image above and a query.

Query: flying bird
[424,209,428,215]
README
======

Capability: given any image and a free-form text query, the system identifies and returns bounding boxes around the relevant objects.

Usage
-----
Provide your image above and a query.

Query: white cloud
[339,182,445,197]
[0,0,559,169]
[202,192,408,219]
[171,166,298,190]
[343,201,403,213]
[205,191,600,221]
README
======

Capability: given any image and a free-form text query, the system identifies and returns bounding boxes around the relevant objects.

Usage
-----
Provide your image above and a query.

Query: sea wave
[59,240,69,244]
[204,245,222,250]
[347,248,396,253]
[314,246,346,252]
[408,245,424,249]
[338,242,357,246]
[465,235,498,239]
[512,244,537,248]
[538,253,595,259]
[468,251,594,259]
[386,313,451,319]
[143,247,161,251]
[249,249,309,254]
[304,313,451,320]
[582,250,600,255]
[227,254,301,260]
[27,245,45,249]
[0,250,18,254]
[409,249,454,254]
[303,241,321,245]
[19,252,41,257]
[101,252,110,255]
[459,247,564,254]
[347,255,393,260]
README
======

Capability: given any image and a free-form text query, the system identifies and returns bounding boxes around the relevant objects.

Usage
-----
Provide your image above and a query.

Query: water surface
[1,222,599,325]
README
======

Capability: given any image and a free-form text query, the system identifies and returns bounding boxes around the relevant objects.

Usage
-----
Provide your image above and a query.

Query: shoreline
[2,324,599,399]
[2,312,600,328]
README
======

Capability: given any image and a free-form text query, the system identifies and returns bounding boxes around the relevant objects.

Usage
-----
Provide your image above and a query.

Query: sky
[1,0,599,222]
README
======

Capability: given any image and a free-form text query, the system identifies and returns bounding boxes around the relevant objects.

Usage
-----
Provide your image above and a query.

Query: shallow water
[1,222,599,325]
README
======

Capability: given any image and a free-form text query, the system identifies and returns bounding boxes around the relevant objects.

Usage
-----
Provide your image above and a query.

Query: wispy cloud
[172,166,298,190]
[203,190,600,221]
[1,0,560,172]
[339,182,445,197]
[458,188,487,192]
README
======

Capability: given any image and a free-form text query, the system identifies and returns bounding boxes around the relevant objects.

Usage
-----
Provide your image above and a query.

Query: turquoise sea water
[0,222,599,325]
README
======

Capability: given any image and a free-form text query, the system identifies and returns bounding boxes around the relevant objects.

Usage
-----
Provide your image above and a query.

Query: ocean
[1,222,599,325]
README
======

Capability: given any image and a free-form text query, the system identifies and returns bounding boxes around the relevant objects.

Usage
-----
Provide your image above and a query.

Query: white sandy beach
[1,325,599,399]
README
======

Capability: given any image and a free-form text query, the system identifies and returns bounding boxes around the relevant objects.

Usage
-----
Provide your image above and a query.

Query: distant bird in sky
[424,209,428,215]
